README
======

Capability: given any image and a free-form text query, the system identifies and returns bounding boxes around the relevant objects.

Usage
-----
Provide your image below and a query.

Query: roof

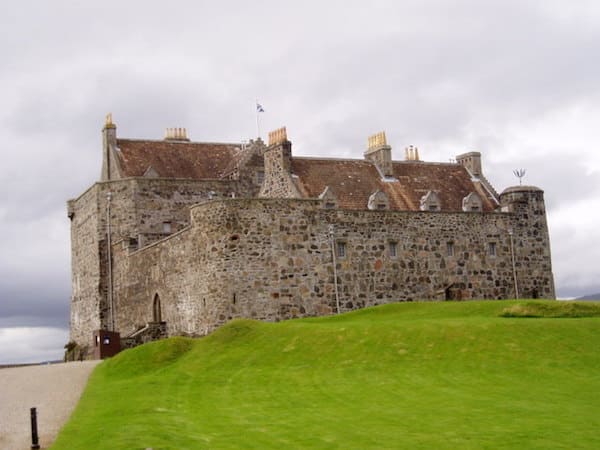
[115,139,242,179]
[292,158,497,212]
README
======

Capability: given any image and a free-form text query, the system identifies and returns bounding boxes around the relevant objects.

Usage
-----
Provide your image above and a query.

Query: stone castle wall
[68,177,244,344]
[108,191,554,340]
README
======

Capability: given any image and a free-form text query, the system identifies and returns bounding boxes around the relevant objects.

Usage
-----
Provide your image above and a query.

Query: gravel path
[0,360,101,450]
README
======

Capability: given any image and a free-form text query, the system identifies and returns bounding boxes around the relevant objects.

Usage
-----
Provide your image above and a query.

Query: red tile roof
[116,139,241,179]
[292,157,497,212]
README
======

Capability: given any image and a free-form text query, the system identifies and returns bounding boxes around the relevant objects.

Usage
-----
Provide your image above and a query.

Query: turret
[500,185,555,299]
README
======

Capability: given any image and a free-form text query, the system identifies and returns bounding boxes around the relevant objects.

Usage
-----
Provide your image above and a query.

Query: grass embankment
[52,300,600,449]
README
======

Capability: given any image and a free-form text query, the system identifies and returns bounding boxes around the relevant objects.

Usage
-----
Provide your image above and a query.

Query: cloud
[1,0,600,363]
[0,327,68,364]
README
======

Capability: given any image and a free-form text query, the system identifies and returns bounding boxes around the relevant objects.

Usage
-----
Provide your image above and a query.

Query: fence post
[30,407,40,449]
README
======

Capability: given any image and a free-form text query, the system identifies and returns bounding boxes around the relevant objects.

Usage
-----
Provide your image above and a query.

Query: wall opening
[153,293,162,322]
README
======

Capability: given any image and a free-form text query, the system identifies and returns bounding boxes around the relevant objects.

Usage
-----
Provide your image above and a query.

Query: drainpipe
[508,229,519,299]
[329,224,341,314]
[106,192,115,331]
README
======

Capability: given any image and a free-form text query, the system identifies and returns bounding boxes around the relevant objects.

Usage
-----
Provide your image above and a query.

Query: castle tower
[500,186,556,299]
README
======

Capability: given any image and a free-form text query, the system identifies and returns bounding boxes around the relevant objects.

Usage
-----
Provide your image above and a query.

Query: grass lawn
[51,300,600,449]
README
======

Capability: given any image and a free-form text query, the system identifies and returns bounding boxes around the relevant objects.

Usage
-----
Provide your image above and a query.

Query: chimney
[265,126,292,172]
[101,113,117,181]
[404,145,420,161]
[364,131,393,177]
[164,127,190,141]
[456,151,482,177]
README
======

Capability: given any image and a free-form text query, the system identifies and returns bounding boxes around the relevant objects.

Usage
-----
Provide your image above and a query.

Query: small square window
[337,242,346,258]
[447,242,454,257]
[488,242,497,257]
[162,222,172,233]
[389,242,397,257]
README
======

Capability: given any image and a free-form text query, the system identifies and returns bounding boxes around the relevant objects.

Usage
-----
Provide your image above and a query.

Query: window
[256,170,265,185]
[162,222,172,233]
[389,241,397,257]
[488,242,497,257]
[447,242,454,257]
[325,202,336,209]
[336,241,346,258]
[377,204,387,210]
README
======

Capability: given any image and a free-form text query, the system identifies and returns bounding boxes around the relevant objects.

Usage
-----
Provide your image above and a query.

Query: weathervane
[513,168,526,185]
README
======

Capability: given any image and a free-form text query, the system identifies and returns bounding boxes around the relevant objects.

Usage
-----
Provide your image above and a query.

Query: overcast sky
[1,0,599,363]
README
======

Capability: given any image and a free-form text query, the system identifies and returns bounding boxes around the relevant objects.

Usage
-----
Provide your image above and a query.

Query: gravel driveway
[0,360,100,450]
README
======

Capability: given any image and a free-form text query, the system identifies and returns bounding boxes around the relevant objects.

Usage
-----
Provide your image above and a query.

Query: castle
[67,115,555,354]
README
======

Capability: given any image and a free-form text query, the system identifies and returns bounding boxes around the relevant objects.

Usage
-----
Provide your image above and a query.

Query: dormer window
[319,186,338,209]
[420,191,441,211]
[368,190,389,210]
[462,192,483,212]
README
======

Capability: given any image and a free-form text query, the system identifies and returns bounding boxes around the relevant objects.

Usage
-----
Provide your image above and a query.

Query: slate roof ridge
[116,137,242,147]
[292,155,368,162]
[292,156,460,167]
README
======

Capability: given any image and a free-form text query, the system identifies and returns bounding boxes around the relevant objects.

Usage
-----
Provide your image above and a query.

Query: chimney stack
[404,145,420,161]
[101,113,117,181]
[456,151,482,177]
[364,131,393,177]
[164,128,190,141]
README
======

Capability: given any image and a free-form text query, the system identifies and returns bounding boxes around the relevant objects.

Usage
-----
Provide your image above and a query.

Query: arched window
[153,293,162,322]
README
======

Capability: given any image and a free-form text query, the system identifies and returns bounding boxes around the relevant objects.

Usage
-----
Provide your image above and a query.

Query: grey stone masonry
[68,121,555,356]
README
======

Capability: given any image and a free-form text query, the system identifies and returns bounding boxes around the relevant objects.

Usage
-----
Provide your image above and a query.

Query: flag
[256,102,265,113]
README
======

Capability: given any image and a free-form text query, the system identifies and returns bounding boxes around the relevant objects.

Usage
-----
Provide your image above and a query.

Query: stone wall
[109,189,554,340]
[68,177,244,346]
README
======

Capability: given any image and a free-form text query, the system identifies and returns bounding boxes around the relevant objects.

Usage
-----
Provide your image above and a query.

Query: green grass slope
[52,301,600,449]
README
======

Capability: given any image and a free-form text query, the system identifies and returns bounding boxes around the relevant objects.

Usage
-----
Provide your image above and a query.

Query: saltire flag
[256,103,265,113]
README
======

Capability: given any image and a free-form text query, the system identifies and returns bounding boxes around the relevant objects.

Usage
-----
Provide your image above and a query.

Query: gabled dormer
[319,186,338,209]
[368,190,389,210]
[420,190,441,211]
[462,192,483,212]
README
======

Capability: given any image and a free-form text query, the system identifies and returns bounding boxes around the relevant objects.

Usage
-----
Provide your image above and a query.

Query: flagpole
[256,99,260,138]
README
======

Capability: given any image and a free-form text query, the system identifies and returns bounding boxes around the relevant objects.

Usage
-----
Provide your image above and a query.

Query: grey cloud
[2,0,600,363]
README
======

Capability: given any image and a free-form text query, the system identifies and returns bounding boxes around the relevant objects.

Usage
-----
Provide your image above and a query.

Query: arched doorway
[152,293,162,322]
